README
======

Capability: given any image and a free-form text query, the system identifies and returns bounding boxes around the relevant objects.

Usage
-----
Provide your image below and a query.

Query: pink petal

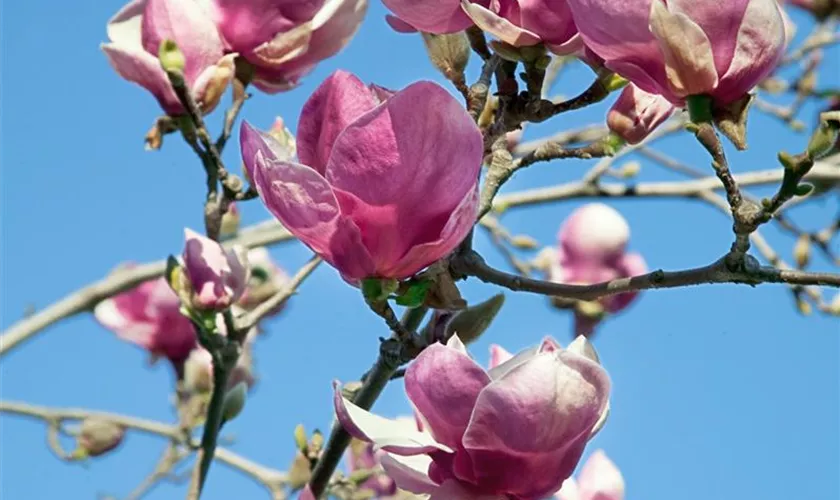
[488,345,514,369]
[577,450,625,500]
[461,351,611,498]
[461,1,542,46]
[648,0,718,98]
[382,0,476,33]
[212,0,319,54]
[101,43,183,114]
[429,479,508,499]
[141,0,225,85]
[713,0,785,104]
[668,0,750,79]
[607,84,674,144]
[604,252,647,313]
[182,228,249,309]
[405,342,491,449]
[385,14,419,33]
[559,204,630,263]
[564,0,667,91]
[333,383,452,455]
[191,53,237,114]
[106,0,146,47]
[326,81,481,276]
[517,0,579,46]
[379,453,439,494]
[296,70,378,176]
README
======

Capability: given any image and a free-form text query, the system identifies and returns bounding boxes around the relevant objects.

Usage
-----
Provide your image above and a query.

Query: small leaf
[446,293,505,344]
[794,183,814,196]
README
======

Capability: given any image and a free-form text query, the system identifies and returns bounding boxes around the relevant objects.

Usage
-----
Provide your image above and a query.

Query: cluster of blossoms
[95,229,288,392]
[102,0,367,113]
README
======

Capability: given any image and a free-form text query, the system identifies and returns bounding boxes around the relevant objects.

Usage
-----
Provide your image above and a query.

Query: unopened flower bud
[219,203,241,240]
[158,39,185,75]
[828,292,840,316]
[796,297,812,316]
[421,32,470,82]
[287,451,312,489]
[446,294,505,345]
[221,381,248,423]
[807,116,840,160]
[619,161,641,178]
[76,418,125,458]
[294,424,308,452]
[794,234,811,269]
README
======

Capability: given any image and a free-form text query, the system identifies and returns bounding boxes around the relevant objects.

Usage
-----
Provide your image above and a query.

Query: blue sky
[1,1,838,499]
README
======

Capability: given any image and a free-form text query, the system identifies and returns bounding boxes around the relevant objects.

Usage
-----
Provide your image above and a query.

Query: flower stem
[687,94,714,124]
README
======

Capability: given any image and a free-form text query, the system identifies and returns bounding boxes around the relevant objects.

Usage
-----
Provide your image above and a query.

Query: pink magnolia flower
[210,0,368,93]
[335,335,610,500]
[180,228,250,311]
[607,84,674,145]
[347,419,424,498]
[555,450,625,500]
[384,1,581,53]
[240,70,482,282]
[546,204,647,336]
[101,0,236,115]
[564,0,786,106]
[94,275,197,365]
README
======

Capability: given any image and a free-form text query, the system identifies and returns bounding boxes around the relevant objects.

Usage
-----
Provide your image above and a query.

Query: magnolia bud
[510,235,540,249]
[287,451,312,489]
[796,297,812,316]
[294,424,309,452]
[488,40,523,62]
[807,116,840,160]
[619,161,641,178]
[421,32,470,82]
[446,294,505,345]
[219,203,241,240]
[794,234,811,269]
[76,418,125,458]
[158,39,185,75]
[221,381,248,423]
[828,292,840,316]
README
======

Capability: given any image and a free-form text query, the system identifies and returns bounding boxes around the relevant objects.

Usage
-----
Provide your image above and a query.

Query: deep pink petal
[212,0,320,55]
[385,14,419,33]
[607,84,674,144]
[517,0,578,46]
[382,0,478,33]
[429,479,508,499]
[462,1,541,46]
[296,70,378,176]
[405,343,491,449]
[461,351,611,498]
[325,81,481,275]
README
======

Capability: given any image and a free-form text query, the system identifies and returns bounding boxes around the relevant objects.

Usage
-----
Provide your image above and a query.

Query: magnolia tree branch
[452,249,840,300]
[0,222,295,357]
[307,307,429,498]
[0,401,288,497]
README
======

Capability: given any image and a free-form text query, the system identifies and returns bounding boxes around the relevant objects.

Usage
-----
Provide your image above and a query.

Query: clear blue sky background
[1,1,838,499]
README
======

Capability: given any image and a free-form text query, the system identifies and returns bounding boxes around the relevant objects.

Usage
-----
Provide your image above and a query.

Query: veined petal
[101,43,183,114]
[462,1,541,46]
[379,453,439,494]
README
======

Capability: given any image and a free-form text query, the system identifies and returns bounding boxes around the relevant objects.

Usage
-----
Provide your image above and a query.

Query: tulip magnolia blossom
[384,0,581,53]
[102,0,236,114]
[240,70,482,282]
[607,84,674,144]
[564,0,786,105]
[94,275,197,366]
[335,335,611,499]
[211,0,368,93]
[180,228,249,311]
[555,450,625,500]
[546,204,647,336]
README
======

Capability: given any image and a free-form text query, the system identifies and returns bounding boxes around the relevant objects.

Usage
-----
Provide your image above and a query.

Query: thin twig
[0,222,295,357]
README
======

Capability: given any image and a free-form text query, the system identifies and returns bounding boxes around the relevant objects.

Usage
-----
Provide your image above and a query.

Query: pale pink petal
[648,0,718,98]
[107,0,146,47]
[191,53,237,113]
[559,204,630,263]
[604,252,647,313]
[333,384,452,455]
[405,342,491,449]
[488,344,514,369]
[577,451,625,500]
[296,70,378,176]
[668,0,750,78]
[141,0,225,85]
[714,0,785,104]
[379,453,439,494]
